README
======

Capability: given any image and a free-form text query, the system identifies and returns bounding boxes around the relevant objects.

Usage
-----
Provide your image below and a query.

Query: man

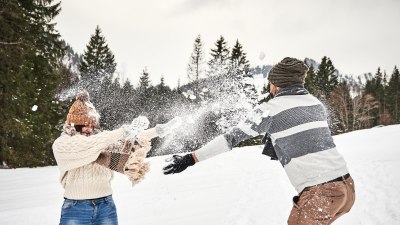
[163,57,355,225]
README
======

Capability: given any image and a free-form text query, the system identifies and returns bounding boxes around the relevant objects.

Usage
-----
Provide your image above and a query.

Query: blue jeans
[59,195,118,225]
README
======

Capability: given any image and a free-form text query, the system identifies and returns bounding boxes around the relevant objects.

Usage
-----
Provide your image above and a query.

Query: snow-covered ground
[1,125,400,225]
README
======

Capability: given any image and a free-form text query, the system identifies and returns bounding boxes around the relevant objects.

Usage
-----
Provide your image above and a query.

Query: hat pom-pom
[76,90,90,102]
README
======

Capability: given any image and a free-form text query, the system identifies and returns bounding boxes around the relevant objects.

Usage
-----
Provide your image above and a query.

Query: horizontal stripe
[236,121,260,137]
[283,148,349,193]
[273,127,336,166]
[269,104,327,134]
[265,94,321,117]
[250,116,271,134]
[272,120,329,139]
[224,127,254,148]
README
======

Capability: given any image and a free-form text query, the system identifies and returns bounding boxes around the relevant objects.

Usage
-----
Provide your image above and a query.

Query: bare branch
[0,41,22,45]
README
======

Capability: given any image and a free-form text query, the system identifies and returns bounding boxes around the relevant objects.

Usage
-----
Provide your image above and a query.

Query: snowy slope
[1,125,400,225]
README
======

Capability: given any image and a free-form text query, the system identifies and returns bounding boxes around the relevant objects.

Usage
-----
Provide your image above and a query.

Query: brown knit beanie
[268,57,309,88]
[66,90,97,127]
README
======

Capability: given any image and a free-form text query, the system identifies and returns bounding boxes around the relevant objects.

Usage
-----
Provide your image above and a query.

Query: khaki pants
[288,176,355,225]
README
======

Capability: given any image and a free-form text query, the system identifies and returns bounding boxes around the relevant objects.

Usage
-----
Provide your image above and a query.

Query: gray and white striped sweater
[194,85,349,193]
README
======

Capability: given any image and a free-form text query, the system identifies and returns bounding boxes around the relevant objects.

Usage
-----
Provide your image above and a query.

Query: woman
[53,90,167,225]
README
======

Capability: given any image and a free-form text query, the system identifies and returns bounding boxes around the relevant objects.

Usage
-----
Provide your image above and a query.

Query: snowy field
[1,125,400,225]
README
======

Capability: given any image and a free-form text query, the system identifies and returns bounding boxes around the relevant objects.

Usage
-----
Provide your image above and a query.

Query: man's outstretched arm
[163,102,272,175]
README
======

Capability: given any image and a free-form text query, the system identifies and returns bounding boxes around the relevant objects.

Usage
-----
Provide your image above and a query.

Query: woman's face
[81,126,93,135]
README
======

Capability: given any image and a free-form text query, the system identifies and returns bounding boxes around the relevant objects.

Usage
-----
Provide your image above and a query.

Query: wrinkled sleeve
[194,102,272,161]
[52,128,126,175]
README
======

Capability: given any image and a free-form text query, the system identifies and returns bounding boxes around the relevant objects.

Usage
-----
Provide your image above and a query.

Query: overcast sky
[55,0,400,87]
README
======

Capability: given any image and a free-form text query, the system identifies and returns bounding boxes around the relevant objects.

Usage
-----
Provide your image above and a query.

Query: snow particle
[259,51,266,61]
[32,105,38,111]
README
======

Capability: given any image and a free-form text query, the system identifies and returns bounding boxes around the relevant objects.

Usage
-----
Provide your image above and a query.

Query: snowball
[31,105,38,111]
[259,51,266,61]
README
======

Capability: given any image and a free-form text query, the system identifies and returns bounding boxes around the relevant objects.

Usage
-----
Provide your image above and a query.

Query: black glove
[163,154,195,175]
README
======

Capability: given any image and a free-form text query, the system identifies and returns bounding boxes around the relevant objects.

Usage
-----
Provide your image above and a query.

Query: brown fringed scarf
[95,139,151,185]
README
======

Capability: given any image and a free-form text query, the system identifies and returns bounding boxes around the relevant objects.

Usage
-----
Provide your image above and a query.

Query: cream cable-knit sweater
[53,128,124,199]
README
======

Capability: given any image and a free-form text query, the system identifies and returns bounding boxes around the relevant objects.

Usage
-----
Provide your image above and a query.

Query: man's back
[265,90,348,193]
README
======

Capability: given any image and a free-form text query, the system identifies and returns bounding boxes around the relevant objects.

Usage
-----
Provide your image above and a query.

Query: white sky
[55,0,400,87]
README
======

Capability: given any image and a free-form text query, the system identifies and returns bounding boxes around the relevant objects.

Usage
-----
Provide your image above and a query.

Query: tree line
[1,0,399,168]
[74,27,256,158]
[303,56,400,134]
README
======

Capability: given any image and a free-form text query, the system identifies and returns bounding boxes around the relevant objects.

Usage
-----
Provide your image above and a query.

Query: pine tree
[228,40,256,107]
[380,71,393,124]
[0,0,64,167]
[187,35,205,95]
[387,66,400,123]
[156,76,169,101]
[364,68,386,126]
[154,76,172,123]
[187,35,204,82]
[373,68,385,124]
[230,39,250,76]
[138,68,151,93]
[122,79,134,96]
[157,76,170,94]
[204,37,257,135]
[58,41,80,90]
[109,77,124,128]
[119,79,136,124]
[79,26,116,92]
[208,36,230,77]
[176,78,182,93]
[97,74,113,128]
[315,56,338,97]
[1,0,26,166]
[78,26,117,129]
[136,68,154,117]
[304,64,318,95]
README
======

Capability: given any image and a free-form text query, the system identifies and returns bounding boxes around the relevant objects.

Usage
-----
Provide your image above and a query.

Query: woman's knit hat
[268,57,309,88]
[66,90,99,127]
